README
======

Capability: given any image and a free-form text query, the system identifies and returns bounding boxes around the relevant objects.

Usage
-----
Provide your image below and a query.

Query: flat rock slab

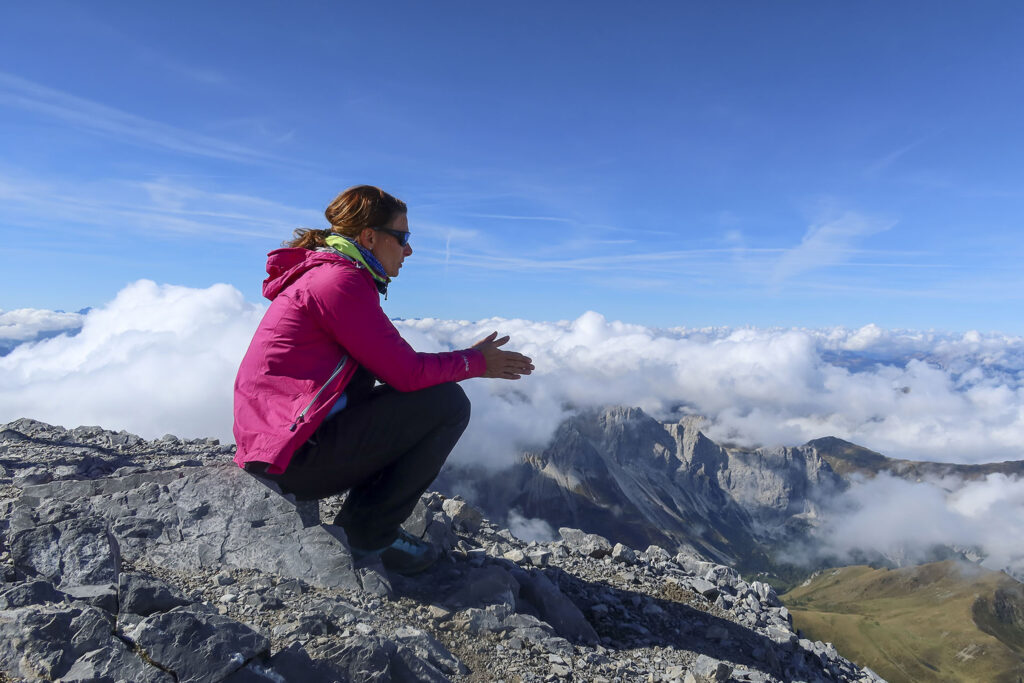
[60,641,174,683]
[0,579,66,609]
[119,571,191,616]
[12,464,361,591]
[0,602,137,681]
[11,516,119,588]
[129,605,270,683]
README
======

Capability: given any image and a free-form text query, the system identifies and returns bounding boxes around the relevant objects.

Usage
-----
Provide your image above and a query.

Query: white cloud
[811,473,1024,576]
[507,510,557,543]
[0,308,84,342]
[4,283,1024,472]
[401,314,1024,466]
[0,280,263,441]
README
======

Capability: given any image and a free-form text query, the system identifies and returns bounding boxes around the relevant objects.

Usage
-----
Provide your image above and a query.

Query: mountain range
[437,406,1024,585]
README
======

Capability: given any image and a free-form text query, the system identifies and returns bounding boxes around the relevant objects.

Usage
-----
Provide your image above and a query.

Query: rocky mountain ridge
[0,418,880,682]
[438,408,845,578]
[437,406,1024,583]
[805,435,1024,481]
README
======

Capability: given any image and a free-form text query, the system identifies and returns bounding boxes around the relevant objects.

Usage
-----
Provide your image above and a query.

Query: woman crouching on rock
[232,185,533,574]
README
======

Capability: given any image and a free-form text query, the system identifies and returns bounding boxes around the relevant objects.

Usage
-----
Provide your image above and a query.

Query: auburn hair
[285,185,407,249]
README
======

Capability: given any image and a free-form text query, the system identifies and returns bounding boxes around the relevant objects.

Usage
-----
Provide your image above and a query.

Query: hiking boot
[350,528,439,575]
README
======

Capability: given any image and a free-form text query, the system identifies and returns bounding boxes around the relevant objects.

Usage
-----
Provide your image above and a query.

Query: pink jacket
[233,248,485,473]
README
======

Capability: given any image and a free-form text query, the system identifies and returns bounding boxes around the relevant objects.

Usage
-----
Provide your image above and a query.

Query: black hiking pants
[256,380,470,549]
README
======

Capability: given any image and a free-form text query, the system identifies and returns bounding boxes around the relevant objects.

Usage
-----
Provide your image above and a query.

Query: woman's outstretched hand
[472,331,535,380]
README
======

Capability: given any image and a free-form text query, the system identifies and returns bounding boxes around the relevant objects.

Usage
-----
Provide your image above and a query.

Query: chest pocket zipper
[289,356,349,432]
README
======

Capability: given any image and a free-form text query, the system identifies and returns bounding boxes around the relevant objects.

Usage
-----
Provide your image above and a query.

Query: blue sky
[2,1,1023,332]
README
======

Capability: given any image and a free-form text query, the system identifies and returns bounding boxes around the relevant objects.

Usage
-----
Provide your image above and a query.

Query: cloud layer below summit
[2,280,1023,469]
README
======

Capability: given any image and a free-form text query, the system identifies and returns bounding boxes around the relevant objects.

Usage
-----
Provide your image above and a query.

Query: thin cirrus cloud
[413,245,783,274]
[0,72,292,166]
[771,212,897,285]
[0,170,317,240]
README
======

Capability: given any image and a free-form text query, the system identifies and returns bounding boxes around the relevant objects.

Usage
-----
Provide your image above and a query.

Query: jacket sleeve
[308,266,486,391]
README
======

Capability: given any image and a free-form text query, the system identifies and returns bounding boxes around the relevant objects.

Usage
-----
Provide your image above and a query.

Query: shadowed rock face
[0,418,882,682]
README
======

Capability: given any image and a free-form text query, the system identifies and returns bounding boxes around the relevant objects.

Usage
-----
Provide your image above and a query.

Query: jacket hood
[262,248,350,300]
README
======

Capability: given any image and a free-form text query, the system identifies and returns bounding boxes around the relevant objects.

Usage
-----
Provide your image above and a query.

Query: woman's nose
[404,244,413,256]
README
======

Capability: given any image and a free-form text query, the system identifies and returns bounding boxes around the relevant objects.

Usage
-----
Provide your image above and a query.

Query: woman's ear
[357,227,376,249]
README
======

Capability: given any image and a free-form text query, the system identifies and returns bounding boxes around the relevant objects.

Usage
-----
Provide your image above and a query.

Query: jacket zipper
[289,355,348,432]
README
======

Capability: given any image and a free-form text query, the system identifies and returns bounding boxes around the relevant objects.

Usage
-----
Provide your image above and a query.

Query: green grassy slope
[782,561,1024,683]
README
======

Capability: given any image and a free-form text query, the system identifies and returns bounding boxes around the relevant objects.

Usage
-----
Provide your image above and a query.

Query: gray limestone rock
[13,465,362,591]
[442,497,483,533]
[118,571,191,616]
[358,562,394,598]
[403,499,457,552]
[527,548,552,566]
[128,605,270,683]
[689,577,721,600]
[0,602,115,680]
[393,625,468,675]
[0,579,66,609]
[60,641,173,683]
[558,527,613,559]
[611,542,637,565]
[514,569,599,644]
[642,544,673,563]
[61,583,118,613]
[452,604,511,634]
[11,516,119,588]
[392,644,451,683]
[223,642,342,683]
[314,634,395,682]
[691,653,733,682]
[444,565,520,609]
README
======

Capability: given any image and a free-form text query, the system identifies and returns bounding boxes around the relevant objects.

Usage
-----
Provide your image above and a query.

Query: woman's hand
[472,331,535,380]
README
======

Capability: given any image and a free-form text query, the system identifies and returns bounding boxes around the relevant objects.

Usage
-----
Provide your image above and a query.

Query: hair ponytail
[284,185,407,249]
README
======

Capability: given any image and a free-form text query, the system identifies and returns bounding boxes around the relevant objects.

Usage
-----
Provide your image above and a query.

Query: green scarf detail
[324,235,389,285]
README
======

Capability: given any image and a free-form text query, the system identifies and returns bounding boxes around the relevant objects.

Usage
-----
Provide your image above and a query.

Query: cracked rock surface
[0,418,885,682]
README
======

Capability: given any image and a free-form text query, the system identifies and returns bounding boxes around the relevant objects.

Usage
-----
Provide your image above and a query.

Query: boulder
[691,653,733,682]
[442,498,483,533]
[558,527,612,559]
[514,569,599,644]
[444,565,520,609]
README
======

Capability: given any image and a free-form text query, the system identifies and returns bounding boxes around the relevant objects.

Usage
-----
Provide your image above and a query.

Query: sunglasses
[373,226,411,247]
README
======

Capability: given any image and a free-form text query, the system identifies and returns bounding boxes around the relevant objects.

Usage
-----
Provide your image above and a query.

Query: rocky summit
[0,418,882,682]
